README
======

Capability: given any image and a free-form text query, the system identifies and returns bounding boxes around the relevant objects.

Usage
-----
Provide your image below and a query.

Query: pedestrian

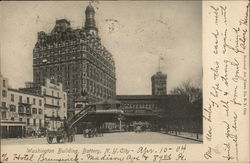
[85,128,89,138]
[94,128,97,137]
[83,128,86,137]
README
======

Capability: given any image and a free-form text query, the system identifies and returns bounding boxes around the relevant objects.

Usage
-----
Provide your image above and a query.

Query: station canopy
[92,99,121,105]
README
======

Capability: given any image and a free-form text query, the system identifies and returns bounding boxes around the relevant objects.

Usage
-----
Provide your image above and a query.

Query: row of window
[87,64,115,89]
[34,53,81,65]
[87,81,115,99]
[2,100,64,111]
[2,92,43,107]
[18,96,43,106]
[44,98,61,106]
[2,92,66,107]
[35,39,81,52]
[1,111,43,127]
[35,62,80,74]
[10,94,42,105]
[34,42,115,69]
[43,88,63,98]
[125,109,151,113]
[86,50,115,70]
[27,118,42,126]
[34,75,115,95]
[15,117,42,127]
[10,105,43,115]
[122,103,159,109]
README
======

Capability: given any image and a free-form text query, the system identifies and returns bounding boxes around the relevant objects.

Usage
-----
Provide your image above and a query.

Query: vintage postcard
[0,1,249,163]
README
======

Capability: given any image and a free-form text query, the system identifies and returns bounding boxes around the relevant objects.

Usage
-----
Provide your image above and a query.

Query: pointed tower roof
[84,3,98,35]
[85,3,95,14]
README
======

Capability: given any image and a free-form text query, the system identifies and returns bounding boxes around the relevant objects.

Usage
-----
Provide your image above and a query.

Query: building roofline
[8,88,43,97]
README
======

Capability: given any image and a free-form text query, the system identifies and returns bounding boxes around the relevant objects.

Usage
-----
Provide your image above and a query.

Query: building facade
[0,75,45,138]
[116,95,190,131]
[151,71,167,95]
[20,78,67,130]
[33,5,116,115]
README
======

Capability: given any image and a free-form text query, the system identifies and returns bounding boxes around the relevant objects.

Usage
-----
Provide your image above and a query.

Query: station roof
[93,99,121,105]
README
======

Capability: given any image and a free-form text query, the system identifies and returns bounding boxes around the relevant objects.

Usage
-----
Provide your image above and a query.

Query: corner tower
[84,4,98,35]
[151,71,167,95]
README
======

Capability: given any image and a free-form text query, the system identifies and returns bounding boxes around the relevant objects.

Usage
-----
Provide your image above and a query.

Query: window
[10,105,16,112]
[3,80,6,87]
[11,94,14,102]
[39,119,42,127]
[52,99,54,105]
[19,118,23,122]
[2,112,7,119]
[26,107,31,114]
[2,90,7,97]
[33,119,36,126]
[11,117,14,121]
[32,108,37,114]
[27,97,30,104]
[19,96,22,103]
[57,92,59,97]
[57,100,59,106]
[27,118,30,125]
[39,99,42,106]
[18,106,24,113]
[63,102,65,108]
[38,108,43,114]
[2,102,6,107]
[33,98,36,105]
[43,89,46,95]
[52,91,54,96]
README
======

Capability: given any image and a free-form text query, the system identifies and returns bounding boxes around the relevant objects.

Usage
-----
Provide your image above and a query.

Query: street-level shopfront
[0,121,26,138]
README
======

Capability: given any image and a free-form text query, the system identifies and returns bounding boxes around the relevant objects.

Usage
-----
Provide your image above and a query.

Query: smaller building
[116,94,189,131]
[20,78,67,131]
[0,75,45,138]
[116,95,162,131]
[151,71,167,95]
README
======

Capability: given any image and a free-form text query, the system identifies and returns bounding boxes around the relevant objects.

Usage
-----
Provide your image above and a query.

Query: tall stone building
[151,71,167,95]
[33,4,116,114]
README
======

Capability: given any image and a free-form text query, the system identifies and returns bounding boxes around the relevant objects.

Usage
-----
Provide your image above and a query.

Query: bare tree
[170,80,202,103]
[169,80,203,135]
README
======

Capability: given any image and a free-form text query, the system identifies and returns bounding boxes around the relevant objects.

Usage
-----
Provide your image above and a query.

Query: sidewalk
[161,131,203,142]
[1,136,45,140]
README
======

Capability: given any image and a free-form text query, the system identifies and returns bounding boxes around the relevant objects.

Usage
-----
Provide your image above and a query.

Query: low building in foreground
[20,78,67,131]
[0,75,67,138]
[0,75,45,138]
[116,92,202,133]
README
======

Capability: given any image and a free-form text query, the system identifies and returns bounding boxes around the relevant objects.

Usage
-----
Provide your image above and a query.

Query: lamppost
[117,114,124,132]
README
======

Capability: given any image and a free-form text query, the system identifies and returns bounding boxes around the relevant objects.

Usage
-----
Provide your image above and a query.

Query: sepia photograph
[0,1,203,145]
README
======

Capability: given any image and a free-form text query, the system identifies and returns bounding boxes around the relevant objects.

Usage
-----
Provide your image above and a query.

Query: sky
[0,1,202,95]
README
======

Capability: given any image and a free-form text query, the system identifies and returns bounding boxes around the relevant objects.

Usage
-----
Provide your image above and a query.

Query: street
[1,132,201,145]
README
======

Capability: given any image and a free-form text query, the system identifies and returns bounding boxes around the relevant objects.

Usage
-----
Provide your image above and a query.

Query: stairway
[68,105,95,128]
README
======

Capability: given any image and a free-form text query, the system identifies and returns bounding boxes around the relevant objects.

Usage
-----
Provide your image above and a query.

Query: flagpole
[159,56,164,72]
[158,56,160,72]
